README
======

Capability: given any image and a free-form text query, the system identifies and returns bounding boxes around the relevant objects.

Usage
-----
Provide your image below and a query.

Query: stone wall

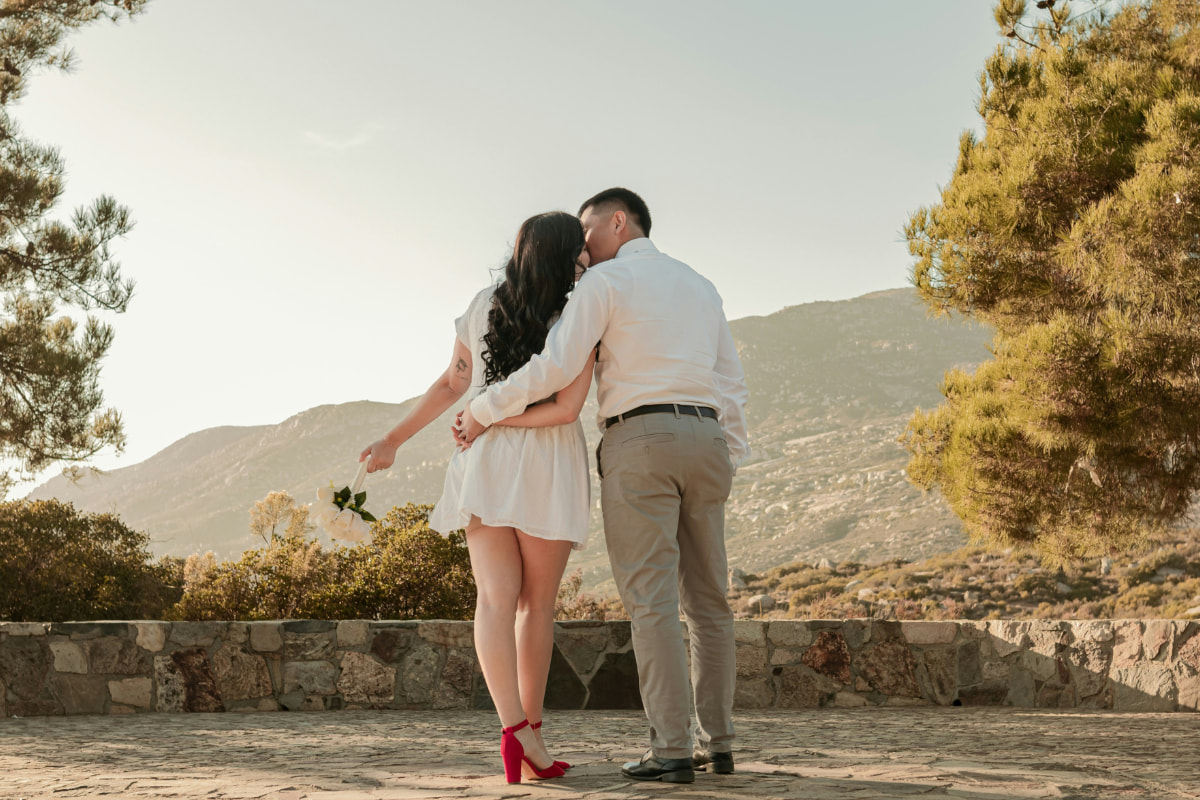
[1,619,1196,717]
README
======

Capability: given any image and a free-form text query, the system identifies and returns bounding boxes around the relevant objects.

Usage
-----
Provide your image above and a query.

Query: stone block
[777,665,841,708]
[1073,621,1114,643]
[49,641,88,674]
[109,677,152,709]
[987,620,1027,657]
[370,628,415,663]
[770,647,805,666]
[1038,684,1075,708]
[901,621,957,645]
[735,642,768,679]
[283,661,338,696]
[733,676,775,709]
[982,661,1011,681]
[212,643,272,701]
[957,621,989,639]
[1067,639,1111,699]
[767,620,811,649]
[154,655,185,712]
[337,651,395,705]
[336,621,370,649]
[733,620,766,646]
[1112,621,1143,666]
[88,637,143,675]
[1143,620,1173,661]
[802,630,851,684]
[1020,648,1059,682]
[154,649,224,712]
[858,639,920,698]
[50,674,105,714]
[555,625,609,679]
[545,645,587,709]
[1,636,50,701]
[608,621,632,650]
[956,680,1009,706]
[168,622,220,648]
[281,620,336,633]
[1175,629,1200,675]
[1,623,47,636]
[1028,621,1068,659]
[1007,667,1036,707]
[584,650,642,710]
[842,619,872,650]
[917,648,957,705]
[833,691,869,708]
[1113,664,1178,711]
[396,640,439,705]
[418,621,474,649]
[1176,673,1200,711]
[884,696,930,707]
[51,622,131,640]
[134,622,169,653]
[957,641,982,687]
[433,649,475,710]
[248,622,283,653]
[284,631,336,661]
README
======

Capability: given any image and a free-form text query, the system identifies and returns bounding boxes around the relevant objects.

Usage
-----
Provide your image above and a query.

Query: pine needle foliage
[0,1,146,494]
[904,0,1200,562]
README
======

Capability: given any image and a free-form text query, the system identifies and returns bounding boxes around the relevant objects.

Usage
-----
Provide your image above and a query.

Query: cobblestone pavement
[1,708,1198,800]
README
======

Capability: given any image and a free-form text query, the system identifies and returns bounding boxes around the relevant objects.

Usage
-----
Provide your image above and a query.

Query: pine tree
[0,1,146,493]
[904,0,1200,561]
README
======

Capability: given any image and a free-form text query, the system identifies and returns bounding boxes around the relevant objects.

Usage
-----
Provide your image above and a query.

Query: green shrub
[0,499,178,621]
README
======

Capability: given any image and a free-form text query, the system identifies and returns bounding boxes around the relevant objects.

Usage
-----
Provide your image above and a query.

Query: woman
[360,211,594,784]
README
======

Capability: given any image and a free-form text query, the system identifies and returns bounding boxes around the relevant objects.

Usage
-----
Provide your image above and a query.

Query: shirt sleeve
[470,271,612,426]
[453,294,474,346]
[714,310,751,467]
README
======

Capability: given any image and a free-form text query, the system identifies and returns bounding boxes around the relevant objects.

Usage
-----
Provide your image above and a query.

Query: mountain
[29,288,994,592]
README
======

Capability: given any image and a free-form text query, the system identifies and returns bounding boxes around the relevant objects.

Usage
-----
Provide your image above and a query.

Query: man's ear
[612,209,627,234]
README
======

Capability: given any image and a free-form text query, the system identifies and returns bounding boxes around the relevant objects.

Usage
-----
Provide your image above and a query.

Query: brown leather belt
[606,403,718,427]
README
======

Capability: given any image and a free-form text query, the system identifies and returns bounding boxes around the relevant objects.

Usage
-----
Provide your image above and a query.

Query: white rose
[348,516,372,542]
[316,486,335,504]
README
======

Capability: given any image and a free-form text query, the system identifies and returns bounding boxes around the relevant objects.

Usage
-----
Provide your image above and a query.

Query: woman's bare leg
[513,530,573,753]
[465,519,555,769]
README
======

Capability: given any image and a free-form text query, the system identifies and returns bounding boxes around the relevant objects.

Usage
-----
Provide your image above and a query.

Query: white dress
[428,285,590,550]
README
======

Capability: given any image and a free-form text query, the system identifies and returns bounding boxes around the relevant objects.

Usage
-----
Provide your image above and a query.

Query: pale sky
[11,1,1000,488]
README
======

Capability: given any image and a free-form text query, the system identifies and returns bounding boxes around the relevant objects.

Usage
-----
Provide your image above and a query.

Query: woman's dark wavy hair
[482,211,585,385]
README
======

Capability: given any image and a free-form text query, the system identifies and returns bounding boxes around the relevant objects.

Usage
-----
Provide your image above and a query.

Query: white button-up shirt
[470,238,751,465]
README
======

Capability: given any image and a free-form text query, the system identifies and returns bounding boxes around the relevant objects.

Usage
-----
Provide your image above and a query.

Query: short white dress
[428,285,590,550]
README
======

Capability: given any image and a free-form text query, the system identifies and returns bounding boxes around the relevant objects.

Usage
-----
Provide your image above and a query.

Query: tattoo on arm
[455,358,468,374]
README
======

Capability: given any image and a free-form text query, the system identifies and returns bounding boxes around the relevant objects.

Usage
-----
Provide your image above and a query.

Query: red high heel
[532,720,573,770]
[500,719,565,783]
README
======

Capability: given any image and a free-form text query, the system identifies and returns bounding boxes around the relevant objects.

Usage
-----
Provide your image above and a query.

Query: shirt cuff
[469,394,495,427]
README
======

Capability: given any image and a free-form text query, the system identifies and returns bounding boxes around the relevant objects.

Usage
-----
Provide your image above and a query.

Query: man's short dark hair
[578,187,652,236]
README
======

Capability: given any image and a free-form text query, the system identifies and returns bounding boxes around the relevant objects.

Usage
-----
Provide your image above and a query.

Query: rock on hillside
[29,288,993,592]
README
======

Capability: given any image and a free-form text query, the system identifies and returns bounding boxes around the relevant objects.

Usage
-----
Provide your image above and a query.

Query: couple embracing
[360,188,749,784]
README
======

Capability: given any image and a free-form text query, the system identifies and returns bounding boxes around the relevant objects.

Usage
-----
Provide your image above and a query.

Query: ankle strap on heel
[502,719,530,735]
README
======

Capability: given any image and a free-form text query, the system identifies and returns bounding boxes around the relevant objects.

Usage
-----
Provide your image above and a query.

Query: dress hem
[429,508,586,551]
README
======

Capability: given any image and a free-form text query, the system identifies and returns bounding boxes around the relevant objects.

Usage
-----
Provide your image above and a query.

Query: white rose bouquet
[311,460,376,542]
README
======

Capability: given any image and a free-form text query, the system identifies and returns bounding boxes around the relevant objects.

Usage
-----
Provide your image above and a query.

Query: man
[459,187,749,783]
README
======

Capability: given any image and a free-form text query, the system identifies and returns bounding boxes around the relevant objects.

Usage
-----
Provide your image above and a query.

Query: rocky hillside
[30,289,994,592]
[725,536,1200,622]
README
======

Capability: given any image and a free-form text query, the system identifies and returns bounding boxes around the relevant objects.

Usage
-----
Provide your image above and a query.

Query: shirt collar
[615,237,658,259]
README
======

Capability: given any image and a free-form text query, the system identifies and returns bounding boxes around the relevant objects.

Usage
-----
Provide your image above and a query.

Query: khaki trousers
[598,409,735,759]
